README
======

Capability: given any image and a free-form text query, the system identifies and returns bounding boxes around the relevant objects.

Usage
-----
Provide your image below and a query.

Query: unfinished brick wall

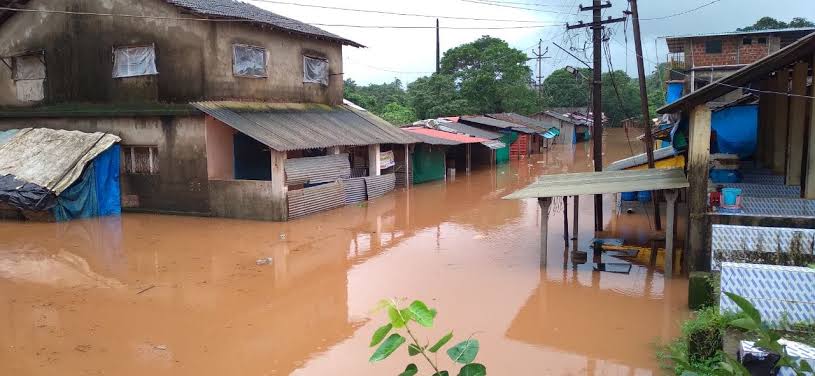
[687,36,774,68]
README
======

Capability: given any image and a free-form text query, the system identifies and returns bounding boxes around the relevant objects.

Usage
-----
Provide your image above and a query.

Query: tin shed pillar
[466,143,472,174]
[771,70,790,175]
[687,105,711,272]
[271,149,288,221]
[368,144,381,176]
[806,54,815,199]
[538,197,552,267]
[786,62,808,186]
[664,189,679,278]
[404,144,411,189]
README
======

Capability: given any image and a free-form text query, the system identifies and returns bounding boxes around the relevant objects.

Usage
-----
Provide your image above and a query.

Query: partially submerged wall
[209,179,286,221]
[0,116,209,214]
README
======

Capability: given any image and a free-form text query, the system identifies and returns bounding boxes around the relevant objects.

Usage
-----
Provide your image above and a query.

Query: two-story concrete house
[665,27,815,94]
[0,0,415,221]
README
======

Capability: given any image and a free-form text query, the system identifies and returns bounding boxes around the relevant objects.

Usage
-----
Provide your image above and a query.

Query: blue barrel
[637,191,652,202]
[621,191,637,201]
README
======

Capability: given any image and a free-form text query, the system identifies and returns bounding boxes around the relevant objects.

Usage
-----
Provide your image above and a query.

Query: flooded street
[0,129,688,375]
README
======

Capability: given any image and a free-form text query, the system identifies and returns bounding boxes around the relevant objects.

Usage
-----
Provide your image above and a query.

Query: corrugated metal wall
[342,177,367,204]
[287,181,346,219]
[365,174,396,200]
[285,153,351,186]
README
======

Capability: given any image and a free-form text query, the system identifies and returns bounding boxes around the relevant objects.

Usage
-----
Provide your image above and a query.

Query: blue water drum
[621,191,637,201]
[637,191,652,202]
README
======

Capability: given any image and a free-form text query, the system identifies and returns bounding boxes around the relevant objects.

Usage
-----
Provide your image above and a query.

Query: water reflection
[0,130,688,375]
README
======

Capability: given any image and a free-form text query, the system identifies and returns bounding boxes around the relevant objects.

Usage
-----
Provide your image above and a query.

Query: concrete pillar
[664,189,679,279]
[329,146,341,155]
[404,143,411,189]
[772,70,789,174]
[271,149,288,221]
[368,144,380,176]
[571,195,579,241]
[538,197,552,267]
[687,105,712,272]
[786,62,808,186]
[806,55,815,198]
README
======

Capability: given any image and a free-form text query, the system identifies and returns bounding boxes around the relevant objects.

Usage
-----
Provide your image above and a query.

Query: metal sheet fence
[285,153,351,186]
[287,181,346,219]
[343,177,367,204]
[365,174,396,200]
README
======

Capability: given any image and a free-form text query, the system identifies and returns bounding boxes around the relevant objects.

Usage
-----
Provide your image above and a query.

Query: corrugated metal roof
[459,116,519,130]
[402,127,488,145]
[487,113,549,131]
[658,31,815,114]
[539,110,586,125]
[606,146,678,171]
[503,169,689,199]
[365,174,396,200]
[192,101,417,151]
[164,0,363,47]
[438,122,501,140]
[287,181,346,219]
[481,140,507,149]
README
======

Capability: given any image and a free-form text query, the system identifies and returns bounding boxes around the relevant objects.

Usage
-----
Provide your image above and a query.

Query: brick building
[665,27,815,94]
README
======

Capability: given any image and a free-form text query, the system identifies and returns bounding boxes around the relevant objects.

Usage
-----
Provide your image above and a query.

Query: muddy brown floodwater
[0,129,688,375]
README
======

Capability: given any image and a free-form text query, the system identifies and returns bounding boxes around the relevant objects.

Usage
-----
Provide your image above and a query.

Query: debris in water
[136,285,156,295]
[74,344,91,352]
[626,208,635,214]
[154,345,168,351]
[256,257,273,266]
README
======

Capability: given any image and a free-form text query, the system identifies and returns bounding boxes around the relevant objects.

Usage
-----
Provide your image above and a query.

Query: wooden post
[562,196,569,247]
[538,197,552,267]
[772,70,789,175]
[805,54,815,198]
[271,149,288,221]
[687,105,712,272]
[664,189,679,278]
[756,79,771,167]
[466,143,472,175]
[572,195,579,240]
[368,144,381,176]
[404,144,411,189]
[786,62,808,186]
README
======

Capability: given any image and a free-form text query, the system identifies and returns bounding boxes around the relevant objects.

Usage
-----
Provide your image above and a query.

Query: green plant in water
[368,299,486,376]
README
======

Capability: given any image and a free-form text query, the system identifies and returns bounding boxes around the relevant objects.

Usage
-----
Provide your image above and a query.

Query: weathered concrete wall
[0,116,210,213]
[0,0,345,106]
[209,179,286,221]
[205,116,235,180]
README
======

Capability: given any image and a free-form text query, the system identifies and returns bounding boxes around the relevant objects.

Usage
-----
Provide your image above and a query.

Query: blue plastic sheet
[666,82,684,104]
[52,145,121,221]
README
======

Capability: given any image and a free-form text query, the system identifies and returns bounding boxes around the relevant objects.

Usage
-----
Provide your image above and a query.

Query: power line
[0,6,563,29]
[461,0,585,15]
[457,0,575,8]
[248,0,553,23]
[639,0,725,21]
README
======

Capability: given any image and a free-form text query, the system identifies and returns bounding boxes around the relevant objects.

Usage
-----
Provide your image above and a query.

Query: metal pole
[435,19,440,73]
[563,196,569,247]
[591,0,604,232]
[538,198,552,267]
[629,0,662,230]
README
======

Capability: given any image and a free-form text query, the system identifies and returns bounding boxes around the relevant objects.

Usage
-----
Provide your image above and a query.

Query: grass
[657,306,744,375]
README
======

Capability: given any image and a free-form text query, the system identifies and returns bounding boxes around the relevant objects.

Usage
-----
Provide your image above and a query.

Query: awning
[480,140,507,149]
[192,101,417,152]
[503,169,689,199]
[542,127,561,139]
[402,127,488,145]
[606,146,679,171]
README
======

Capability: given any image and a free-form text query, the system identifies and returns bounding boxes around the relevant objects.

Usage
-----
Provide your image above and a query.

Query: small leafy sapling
[368,299,487,376]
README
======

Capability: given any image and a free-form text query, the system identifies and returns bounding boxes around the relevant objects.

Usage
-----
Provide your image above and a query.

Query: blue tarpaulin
[667,82,684,104]
[52,144,121,221]
[712,104,758,158]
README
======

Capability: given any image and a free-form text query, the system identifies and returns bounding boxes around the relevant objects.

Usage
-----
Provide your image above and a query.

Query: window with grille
[123,146,159,175]
[705,40,723,54]
[233,44,267,77]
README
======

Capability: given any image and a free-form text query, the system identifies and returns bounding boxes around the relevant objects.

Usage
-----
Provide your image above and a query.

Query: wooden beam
[562,196,569,248]
[368,144,381,176]
[786,62,809,186]
[806,54,815,198]
[572,195,579,241]
[687,105,712,272]
[772,70,790,174]
[756,78,771,167]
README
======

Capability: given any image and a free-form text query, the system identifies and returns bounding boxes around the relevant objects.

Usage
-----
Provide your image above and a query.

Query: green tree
[645,62,669,119]
[379,102,417,125]
[344,78,417,124]
[439,36,539,114]
[407,74,475,119]
[737,16,814,31]
[601,70,641,127]
[541,68,590,108]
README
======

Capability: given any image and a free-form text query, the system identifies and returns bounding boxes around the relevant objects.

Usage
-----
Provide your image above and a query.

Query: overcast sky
[247,0,815,86]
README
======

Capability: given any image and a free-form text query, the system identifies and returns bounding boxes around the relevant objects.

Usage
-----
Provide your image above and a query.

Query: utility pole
[530,39,550,100]
[436,19,440,73]
[567,1,626,232]
[627,0,662,230]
